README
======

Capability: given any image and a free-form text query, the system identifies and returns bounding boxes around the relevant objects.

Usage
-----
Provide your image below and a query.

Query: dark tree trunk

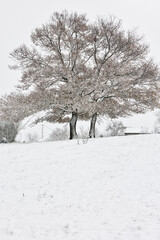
[89,112,97,138]
[69,111,78,139]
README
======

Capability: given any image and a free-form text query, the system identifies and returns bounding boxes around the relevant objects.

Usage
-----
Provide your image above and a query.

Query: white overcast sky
[0,0,160,96]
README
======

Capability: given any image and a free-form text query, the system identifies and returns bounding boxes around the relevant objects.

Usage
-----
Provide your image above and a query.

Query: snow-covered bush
[78,127,89,138]
[106,120,125,137]
[0,121,19,143]
[49,127,69,141]
[25,132,39,143]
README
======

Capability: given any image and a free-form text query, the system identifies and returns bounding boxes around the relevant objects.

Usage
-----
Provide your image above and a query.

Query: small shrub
[106,120,125,137]
[78,127,89,138]
[0,121,19,143]
[25,132,39,143]
[49,127,69,141]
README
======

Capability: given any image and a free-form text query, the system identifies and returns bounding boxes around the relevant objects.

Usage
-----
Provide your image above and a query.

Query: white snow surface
[0,134,160,240]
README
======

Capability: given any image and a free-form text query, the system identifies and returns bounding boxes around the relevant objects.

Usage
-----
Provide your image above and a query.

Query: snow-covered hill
[0,134,160,240]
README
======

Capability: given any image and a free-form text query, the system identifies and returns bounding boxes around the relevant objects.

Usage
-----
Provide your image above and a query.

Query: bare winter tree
[2,11,159,139]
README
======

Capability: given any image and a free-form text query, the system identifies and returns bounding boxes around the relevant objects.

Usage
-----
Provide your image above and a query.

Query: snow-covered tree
[9,11,92,139]
[2,11,159,139]
[85,18,160,137]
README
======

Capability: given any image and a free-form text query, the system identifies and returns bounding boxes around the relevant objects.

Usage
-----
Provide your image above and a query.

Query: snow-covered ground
[0,134,160,240]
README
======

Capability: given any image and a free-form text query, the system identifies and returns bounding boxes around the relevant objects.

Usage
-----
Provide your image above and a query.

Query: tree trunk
[89,112,97,138]
[69,111,78,139]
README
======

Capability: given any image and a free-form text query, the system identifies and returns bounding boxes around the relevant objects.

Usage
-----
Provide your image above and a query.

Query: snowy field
[0,134,160,240]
